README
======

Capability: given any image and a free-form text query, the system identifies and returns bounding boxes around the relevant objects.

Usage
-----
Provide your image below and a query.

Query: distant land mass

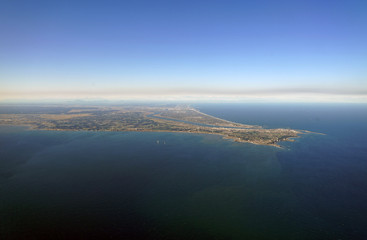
[0,104,307,147]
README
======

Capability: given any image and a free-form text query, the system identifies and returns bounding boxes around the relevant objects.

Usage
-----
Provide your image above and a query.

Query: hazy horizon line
[1,87,367,103]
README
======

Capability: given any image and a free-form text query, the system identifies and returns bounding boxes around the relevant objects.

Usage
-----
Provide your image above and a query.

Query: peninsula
[0,104,303,147]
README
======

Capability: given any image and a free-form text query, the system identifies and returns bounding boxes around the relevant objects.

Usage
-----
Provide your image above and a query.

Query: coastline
[0,105,306,148]
[0,123,300,148]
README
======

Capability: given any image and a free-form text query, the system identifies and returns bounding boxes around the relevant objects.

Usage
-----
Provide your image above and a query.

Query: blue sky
[1,0,366,102]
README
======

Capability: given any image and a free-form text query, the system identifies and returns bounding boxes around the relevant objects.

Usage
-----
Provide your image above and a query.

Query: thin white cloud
[1,87,367,103]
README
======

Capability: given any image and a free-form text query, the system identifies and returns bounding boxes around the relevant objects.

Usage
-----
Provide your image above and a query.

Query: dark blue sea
[1,103,367,240]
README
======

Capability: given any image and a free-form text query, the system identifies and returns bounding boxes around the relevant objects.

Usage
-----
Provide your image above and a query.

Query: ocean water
[1,103,367,239]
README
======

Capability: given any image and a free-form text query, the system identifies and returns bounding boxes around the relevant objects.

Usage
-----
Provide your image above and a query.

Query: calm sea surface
[1,103,367,239]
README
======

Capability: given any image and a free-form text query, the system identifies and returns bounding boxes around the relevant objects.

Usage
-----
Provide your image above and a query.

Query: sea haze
[0,103,367,239]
